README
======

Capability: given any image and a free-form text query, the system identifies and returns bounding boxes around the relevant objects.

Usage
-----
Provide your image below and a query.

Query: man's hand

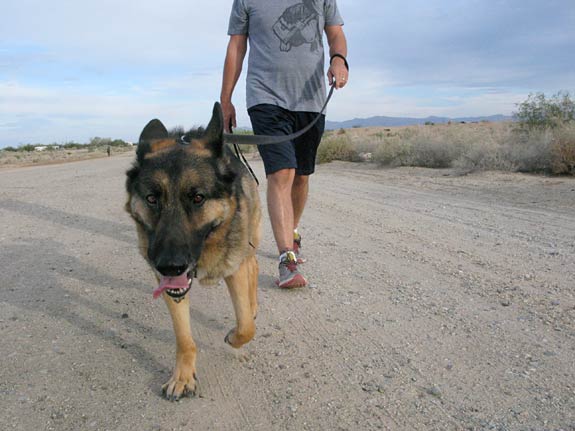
[328,57,349,89]
[325,25,348,90]
[220,35,247,133]
[221,100,236,133]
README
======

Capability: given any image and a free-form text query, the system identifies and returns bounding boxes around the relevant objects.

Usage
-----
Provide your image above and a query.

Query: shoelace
[280,252,298,271]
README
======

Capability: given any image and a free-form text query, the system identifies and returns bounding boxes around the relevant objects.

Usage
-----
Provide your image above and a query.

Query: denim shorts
[248,104,325,176]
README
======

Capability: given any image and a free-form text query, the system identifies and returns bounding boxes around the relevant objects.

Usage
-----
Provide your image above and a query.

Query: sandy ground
[0,147,133,169]
[1,153,574,431]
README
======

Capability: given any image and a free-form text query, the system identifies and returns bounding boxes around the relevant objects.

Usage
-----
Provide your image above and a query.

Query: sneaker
[277,250,307,288]
[293,231,306,264]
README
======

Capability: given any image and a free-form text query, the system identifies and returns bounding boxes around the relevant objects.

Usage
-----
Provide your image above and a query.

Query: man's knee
[293,174,309,188]
[267,168,295,189]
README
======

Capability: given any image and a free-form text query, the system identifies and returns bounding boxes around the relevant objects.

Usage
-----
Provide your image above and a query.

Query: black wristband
[330,53,349,71]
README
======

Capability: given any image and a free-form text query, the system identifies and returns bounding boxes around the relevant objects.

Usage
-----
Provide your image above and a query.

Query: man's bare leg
[266,168,295,253]
[292,174,309,230]
[267,168,307,287]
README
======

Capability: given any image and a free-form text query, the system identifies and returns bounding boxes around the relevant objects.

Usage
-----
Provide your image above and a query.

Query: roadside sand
[1,157,574,430]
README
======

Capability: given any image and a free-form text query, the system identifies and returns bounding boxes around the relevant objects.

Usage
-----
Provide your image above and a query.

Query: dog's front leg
[224,257,256,348]
[162,293,197,400]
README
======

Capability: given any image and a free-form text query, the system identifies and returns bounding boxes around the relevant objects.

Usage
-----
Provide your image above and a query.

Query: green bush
[515,91,575,129]
[20,144,36,152]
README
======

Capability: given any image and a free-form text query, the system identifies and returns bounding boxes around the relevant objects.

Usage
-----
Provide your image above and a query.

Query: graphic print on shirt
[272,0,322,52]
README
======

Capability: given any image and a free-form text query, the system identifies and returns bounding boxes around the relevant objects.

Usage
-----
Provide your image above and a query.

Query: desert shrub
[20,144,36,152]
[503,128,554,173]
[373,136,411,166]
[452,124,516,172]
[110,139,130,147]
[550,123,575,174]
[352,132,384,156]
[505,91,575,174]
[407,130,461,168]
[317,134,355,163]
[62,142,83,149]
[515,91,575,129]
[89,137,112,147]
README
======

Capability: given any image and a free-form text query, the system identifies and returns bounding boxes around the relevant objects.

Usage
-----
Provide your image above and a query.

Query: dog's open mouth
[152,271,192,300]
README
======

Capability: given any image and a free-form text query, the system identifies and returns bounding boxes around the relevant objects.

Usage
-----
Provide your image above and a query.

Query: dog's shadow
[0,237,233,395]
[0,198,134,245]
[1,198,277,397]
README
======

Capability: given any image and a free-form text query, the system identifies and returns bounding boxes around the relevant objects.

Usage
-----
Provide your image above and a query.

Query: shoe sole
[276,273,307,289]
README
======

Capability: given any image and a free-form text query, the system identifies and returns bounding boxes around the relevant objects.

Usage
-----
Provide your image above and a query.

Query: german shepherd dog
[125,103,261,400]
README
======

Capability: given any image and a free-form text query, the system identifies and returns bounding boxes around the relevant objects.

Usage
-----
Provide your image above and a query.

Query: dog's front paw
[162,365,197,401]
[224,324,255,348]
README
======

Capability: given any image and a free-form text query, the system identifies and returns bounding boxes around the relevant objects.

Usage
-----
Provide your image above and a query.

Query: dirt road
[1,153,574,431]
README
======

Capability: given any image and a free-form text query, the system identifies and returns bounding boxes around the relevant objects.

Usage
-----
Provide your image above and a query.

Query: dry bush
[317,133,355,163]
[373,135,411,166]
[316,121,574,176]
[452,123,517,172]
[550,123,575,174]
[373,125,467,168]
[406,127,463,168]
[502,128,554,173]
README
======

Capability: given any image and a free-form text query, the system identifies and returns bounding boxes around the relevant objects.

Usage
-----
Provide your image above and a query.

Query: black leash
[223,84,335,146]
[226,83,336,185]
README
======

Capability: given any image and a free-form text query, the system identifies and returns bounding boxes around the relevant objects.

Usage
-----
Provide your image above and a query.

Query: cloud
[1,0,574,146]
[342,0,575,90]
[0,77,227,145]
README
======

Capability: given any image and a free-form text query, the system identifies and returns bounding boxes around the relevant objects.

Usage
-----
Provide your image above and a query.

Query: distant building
[34,145,59,151]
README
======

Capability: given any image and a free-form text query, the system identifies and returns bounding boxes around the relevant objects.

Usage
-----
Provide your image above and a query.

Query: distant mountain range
[325,114,513,130]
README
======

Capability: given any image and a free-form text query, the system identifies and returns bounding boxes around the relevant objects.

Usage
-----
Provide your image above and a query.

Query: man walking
[221,0,349,288]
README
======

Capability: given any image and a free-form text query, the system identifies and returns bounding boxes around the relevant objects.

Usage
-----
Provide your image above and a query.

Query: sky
[1,0,574,147]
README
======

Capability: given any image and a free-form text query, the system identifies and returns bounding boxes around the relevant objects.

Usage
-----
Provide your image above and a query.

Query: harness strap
[233,142,260,186]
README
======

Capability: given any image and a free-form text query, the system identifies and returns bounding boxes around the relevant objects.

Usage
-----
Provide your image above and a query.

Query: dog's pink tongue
[152,273,189,299]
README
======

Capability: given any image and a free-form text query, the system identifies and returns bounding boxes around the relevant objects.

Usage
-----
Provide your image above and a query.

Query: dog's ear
[203,102,224,157]
[140,119,168,142]
[137,119,169,161]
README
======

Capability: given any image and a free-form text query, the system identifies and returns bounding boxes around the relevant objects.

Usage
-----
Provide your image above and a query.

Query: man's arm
[325,25,348,89]
[220,34,248,132]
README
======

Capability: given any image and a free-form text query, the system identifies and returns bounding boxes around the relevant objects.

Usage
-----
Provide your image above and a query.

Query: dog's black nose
[156,264,188,277]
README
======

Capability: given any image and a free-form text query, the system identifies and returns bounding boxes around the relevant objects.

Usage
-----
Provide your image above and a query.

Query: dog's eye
[146,194,158,205]
[191,193,205,205]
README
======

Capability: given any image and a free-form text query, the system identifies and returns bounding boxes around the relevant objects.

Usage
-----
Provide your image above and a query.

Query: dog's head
[125,103,238,298]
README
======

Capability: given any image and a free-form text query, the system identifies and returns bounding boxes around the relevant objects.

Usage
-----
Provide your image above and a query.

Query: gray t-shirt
[228,0,344,113]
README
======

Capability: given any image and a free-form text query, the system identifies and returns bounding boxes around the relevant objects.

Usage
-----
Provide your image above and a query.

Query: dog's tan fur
[125,104,260,400]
